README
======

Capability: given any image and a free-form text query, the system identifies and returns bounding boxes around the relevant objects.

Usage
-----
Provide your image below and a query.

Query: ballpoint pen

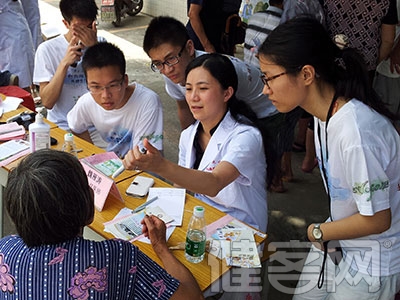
[111,165,125,179]
[132,196,158,213]
[111,145,147,178]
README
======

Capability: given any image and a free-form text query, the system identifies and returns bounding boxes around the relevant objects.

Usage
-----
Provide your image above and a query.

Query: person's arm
[389,37,400,74]
[378,23,396,64]
[176,100,195,129]
[307,208,391,243]
[40,37,82,109]
[71,130,93,144]
[141,215,204,300]
[188,3,216,53]
[123,138,240,196]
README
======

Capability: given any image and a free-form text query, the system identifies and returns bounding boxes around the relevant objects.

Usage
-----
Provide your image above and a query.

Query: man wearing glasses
[144,16,279,131]
[143,16,286,192]
[67,42,163,157]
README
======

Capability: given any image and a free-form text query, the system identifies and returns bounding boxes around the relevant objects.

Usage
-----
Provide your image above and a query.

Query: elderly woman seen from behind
[0,149,203,299]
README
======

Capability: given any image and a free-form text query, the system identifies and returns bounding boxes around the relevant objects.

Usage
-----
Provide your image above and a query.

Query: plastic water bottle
[185,206,206,263]
[61,133,78,157]
[29,107,50,152]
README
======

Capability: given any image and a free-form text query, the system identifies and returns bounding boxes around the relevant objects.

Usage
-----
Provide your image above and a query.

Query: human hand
[122,138,164,172]
[72,21,97,48]
[63,36,84,66]
[141,215,168,254]
[203,43,216,53]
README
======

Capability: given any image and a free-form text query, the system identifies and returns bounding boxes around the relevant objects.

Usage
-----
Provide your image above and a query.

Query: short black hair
[5,149,94,247]
[59,0,98,23]
[82,42,126,78]
[143,16,190,55]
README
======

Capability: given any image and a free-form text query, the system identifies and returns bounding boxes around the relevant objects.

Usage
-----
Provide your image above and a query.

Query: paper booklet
[80,152,125,211]
[104,207,175,243]
[213,229,261,268]
[0,122,26,141]
[205,214,265,268]
[0,139,30,167]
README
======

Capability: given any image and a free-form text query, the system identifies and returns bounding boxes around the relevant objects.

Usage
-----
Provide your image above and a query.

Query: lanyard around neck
[316,93,339,289]
[317,93,338,222]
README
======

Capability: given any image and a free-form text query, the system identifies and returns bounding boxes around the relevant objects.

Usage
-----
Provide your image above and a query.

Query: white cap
[64,133,74,142]
[193,206,205,218]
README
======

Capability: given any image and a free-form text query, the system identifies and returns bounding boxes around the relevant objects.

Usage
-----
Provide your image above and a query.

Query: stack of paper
[0,122,26,141]
[206,214,266,268]
[0,140,30,166]
[212,228,261,268]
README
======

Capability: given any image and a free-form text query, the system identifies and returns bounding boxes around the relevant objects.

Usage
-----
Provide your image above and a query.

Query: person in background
[186,0,224,53]
[0,149,203,299]
[258,17,400,298]
[20,0,43,49]
[373,0,400,133]
[0,0,35,91]
[123,53,268,235]
[67,42,163,158]
[243,0,283,69]
[280,0,325,24]
[143,16,283,192]
[33,0,105,142]
[321,0,398,85]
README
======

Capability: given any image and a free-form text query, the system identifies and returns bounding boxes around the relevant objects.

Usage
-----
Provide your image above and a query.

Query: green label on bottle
[185,235,206,257]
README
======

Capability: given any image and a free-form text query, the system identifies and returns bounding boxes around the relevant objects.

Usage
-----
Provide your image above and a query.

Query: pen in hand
[112,144,147,178]
[112,165,125,179]
[132,196,158,213]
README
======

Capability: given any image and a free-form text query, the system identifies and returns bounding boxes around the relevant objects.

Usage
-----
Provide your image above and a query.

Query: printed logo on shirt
[206,160,221,171]
[140,132,163,144]
[352,180,389,200]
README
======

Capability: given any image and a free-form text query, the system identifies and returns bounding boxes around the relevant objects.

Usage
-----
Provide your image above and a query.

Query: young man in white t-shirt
[33,0,102,131]
[67,42,163,158]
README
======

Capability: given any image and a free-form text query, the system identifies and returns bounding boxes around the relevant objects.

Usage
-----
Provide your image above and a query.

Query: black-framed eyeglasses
[87,77,124,94]
[150,43,187,72]
[260,72,287,89]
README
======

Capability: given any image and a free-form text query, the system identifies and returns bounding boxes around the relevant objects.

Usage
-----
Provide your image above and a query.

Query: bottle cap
[64,133,74,142]
[193,206,204,218]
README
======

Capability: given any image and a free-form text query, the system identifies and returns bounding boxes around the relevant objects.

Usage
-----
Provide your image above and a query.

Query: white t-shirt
[67,83,163,158]
[33,35,105,130]
[165,50,277,119]
[179,111,268,232]
[315,99,400,276]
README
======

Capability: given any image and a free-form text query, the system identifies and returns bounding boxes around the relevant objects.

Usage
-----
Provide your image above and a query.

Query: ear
[224,86,234,103]
[186,40,196,57]
[62,19,69,29]
[300,65,316,86]
[123,74,129,85]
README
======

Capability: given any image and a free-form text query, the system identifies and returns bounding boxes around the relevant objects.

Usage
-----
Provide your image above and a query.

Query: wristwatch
[312,223,323,242]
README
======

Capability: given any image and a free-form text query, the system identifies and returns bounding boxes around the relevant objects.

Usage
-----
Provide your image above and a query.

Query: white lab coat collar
[187,111,237,171]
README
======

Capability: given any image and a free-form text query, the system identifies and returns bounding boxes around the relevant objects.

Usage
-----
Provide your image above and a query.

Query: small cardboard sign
[80,157,123,211]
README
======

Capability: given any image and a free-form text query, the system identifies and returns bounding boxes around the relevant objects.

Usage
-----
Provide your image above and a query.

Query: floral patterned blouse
[0,235,180,299]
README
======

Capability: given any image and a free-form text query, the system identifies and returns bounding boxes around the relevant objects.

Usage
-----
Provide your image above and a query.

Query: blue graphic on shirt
[324,154,351,201]
[106,126,132,158]
[328,176,351,201]
[65,64,86,86]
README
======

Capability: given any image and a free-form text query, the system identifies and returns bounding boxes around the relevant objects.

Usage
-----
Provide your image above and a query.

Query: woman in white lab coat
[123,53,268,232]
